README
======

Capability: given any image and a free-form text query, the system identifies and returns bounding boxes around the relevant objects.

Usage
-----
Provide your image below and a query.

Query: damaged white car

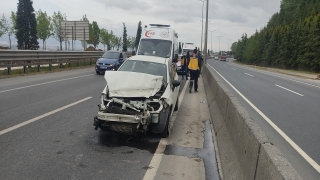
[94,55,180,137]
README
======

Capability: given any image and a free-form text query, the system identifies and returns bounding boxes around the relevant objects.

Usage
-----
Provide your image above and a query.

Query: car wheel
[96,71,100,74]
[160,111,171,138]
[174,97,179,111]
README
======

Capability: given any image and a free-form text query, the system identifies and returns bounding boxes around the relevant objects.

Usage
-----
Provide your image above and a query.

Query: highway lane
[0,68,189,180]
[207,58,320,179]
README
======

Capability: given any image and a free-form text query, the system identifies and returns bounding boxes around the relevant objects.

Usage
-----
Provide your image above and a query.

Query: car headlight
[110,63,115,67]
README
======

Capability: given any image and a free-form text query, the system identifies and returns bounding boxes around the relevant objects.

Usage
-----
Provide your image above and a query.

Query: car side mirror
[172,80,180,88]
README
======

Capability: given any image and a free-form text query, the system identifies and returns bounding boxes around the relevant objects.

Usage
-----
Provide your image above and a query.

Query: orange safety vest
[188,57,199,70]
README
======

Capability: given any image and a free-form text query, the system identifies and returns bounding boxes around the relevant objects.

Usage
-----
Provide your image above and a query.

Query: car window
[102,52,119,59]
[118,60,167,82]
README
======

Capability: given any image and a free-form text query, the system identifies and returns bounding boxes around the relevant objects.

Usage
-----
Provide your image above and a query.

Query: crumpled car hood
[104,71,164,98]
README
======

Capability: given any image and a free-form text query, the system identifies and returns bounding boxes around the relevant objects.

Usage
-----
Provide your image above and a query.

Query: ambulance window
[138,39,172,58]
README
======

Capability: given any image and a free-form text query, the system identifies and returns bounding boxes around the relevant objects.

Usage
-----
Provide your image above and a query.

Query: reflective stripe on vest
[188,57,199,70]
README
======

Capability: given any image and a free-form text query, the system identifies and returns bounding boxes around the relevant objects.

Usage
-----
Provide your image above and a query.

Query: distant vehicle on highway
[220,53,227,61]
[214,56,218,60]
[95,50,127,74]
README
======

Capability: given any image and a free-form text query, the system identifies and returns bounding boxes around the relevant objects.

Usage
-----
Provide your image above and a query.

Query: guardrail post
[37,65,40,72]
[60,63,62,69]
[23,66,26,73]
[7,67,11,75]
[49,60,52,71]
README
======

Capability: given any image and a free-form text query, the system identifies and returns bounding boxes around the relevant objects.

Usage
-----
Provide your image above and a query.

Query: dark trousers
[181,64,188,79]
[189,69,200,91]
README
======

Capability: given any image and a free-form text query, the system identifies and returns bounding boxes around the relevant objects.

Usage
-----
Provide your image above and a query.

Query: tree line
[231,0,320,72]
[0,0,142,51]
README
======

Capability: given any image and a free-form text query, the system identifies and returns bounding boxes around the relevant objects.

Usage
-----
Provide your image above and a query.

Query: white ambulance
[135,24,179,62]
[182,42,196,55]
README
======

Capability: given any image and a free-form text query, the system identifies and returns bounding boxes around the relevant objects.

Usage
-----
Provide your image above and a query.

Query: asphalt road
[207,58,320,179]
[0,68,193,180]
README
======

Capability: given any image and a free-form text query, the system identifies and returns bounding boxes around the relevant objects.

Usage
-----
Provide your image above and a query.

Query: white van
[135,24,179,62]
[182,42,196,56]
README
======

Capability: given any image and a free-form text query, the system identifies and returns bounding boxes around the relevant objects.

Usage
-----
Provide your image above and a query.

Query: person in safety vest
[181,53,188,80]
[188,48,202,93]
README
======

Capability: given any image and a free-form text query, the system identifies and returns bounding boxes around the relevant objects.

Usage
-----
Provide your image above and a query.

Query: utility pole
[217,36,223,56]
[227,39,232,55]
[199,0,205,53]
[203,0,209,65]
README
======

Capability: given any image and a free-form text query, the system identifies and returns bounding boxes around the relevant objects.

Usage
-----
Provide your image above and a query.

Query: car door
[168,61,179,114]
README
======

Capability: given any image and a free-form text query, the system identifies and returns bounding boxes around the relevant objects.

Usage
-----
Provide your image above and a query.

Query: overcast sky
[0,0,281,51]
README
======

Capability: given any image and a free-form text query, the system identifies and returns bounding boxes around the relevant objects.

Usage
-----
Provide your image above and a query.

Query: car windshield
[138,39,172,58]
[118,60,167,82]
[102,52,119,59]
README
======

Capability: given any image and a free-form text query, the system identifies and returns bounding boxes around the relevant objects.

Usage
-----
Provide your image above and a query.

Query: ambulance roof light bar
[149,24,170,28]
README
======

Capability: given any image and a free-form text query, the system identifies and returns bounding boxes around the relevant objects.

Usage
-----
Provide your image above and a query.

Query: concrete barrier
[202,64,302,179]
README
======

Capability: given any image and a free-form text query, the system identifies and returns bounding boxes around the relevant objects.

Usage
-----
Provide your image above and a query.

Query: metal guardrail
[0,50,105,74]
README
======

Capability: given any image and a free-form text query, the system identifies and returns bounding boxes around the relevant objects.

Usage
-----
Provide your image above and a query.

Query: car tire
[174,97,179,111]
[96,71,100,74]
[160,110,171,138]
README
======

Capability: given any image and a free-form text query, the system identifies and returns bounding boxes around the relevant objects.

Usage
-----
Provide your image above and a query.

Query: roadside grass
[0,62,96,79]
[233,60,319,79]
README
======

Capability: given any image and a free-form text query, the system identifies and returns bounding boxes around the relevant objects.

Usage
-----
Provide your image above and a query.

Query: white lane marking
[143,79,189,180]
[275,84,304,96]
[231,68,236,70]
[207,64,320,173]
[0,74,94,93]
[229,62,320,89]
[245,73,254,77]
[0,97,92,136]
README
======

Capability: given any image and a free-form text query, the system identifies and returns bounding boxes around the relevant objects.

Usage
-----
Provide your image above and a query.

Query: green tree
[109,30,116,50]
[134,21,142,50]
[0,12,17,48]
[52,11,67,50]
[9,12,17,48]
[16,0,39,50]
[122,22,127,52]
[0,14,5,37]
[36,10,52,50]
[80,14,89,49]
[128,36,136,50]
[114,36,122,50]
[100,28,110,51]
[87,21,100,48]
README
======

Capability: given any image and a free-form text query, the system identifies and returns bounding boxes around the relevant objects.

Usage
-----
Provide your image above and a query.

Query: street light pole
[217,36,223,56]
[227,39,232,55]
[209,30,216,54]
[199,0,205,53]
[203,0,209,64]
